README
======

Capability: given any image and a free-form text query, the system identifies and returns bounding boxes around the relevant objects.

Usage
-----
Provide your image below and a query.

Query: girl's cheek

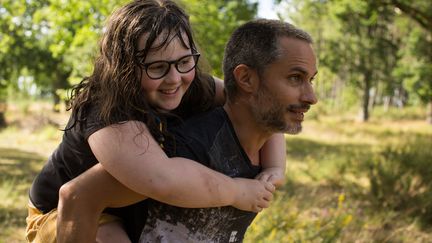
[185,70,196,85]
[140,76,160,92]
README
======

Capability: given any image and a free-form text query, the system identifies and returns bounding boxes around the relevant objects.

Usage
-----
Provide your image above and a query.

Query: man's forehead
[269,38,318,75]
[277,37,314,56]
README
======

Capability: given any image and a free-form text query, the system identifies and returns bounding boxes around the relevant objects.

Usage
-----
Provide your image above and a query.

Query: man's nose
[301,82,318,105]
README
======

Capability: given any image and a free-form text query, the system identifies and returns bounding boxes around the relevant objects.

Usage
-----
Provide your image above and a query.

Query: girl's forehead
[143,35,192,62]
[137,30,190,53]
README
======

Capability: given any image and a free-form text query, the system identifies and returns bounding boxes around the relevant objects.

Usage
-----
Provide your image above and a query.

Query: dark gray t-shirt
[139,107,261,243]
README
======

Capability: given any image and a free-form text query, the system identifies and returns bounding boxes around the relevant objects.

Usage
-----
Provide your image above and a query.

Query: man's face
[251,37,318,134]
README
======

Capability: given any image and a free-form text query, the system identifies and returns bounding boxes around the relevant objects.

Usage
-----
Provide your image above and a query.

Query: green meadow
[1,104,431,242]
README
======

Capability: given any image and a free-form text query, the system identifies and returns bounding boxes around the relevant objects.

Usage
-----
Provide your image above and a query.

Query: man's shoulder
[171,107,227,137]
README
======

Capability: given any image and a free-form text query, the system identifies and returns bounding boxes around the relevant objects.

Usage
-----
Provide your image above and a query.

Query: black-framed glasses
[138,53,200,79]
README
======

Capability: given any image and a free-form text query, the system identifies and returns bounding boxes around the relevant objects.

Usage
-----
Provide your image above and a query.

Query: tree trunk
[0,102,7,128]
[52,89,61,113]
[427,100,432,124]
[361,71,372,122]
[52,69,71,113]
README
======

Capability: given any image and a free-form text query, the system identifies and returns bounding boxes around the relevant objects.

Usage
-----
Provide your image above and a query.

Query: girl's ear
[233,64,259,93]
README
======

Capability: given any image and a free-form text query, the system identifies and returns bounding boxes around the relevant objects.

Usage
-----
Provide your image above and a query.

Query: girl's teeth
[161,88,177,94]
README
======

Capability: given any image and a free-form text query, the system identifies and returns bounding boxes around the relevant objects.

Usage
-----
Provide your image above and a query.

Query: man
[138,18,318,242]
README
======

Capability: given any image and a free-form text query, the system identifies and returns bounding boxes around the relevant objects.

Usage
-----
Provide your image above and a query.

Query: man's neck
[223,102,272,165]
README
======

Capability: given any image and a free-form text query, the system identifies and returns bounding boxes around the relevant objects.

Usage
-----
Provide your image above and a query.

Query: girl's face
[137,32,196,112]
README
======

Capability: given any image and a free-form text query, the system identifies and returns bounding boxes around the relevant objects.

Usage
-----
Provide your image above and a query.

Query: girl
[26,1,286,242]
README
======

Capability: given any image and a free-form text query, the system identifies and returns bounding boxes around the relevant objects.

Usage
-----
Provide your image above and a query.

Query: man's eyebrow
[290,67,318,77]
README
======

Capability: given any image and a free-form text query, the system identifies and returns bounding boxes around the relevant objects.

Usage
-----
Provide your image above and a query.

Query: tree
[181,0,257,77]
[31,0,127,111]
[279,0,401,121]
[380,0,432,123]
[0,0,49,126]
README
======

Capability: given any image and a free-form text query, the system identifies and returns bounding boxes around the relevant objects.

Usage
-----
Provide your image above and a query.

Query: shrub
[367,135,432,226]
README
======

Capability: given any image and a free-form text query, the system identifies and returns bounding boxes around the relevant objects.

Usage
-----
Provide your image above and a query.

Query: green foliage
[371,106,426,121]
[367,135,432,226]
[32,0,127,88]
[0,0,257,111]
[245,190,353,242]
[276,0,432,122]
[182,0,257,77]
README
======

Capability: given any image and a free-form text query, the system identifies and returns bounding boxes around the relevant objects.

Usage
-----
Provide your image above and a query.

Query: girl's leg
[57,163,147,243]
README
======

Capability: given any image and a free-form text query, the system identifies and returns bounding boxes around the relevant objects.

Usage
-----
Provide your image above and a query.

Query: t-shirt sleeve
[82,107,106,140]
[80,106,130,140]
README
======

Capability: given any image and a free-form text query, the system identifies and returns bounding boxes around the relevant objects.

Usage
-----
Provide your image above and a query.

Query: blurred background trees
[0,0,431,127]
[276,0,431,122]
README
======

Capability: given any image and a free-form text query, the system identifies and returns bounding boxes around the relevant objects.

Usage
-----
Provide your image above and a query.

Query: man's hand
[255,167,285,188]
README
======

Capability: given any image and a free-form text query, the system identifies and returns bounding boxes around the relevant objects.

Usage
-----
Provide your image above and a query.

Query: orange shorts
[25,201,120,243]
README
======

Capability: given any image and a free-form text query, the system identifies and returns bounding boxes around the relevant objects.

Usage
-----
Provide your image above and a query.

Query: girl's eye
[179,56,192,66]
[148,63,167,71]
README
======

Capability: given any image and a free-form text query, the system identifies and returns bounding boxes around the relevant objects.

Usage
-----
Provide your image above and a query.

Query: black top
[29,75,216,214]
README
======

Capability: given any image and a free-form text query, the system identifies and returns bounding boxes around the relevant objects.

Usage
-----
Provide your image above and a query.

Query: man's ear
[233,64,259,93]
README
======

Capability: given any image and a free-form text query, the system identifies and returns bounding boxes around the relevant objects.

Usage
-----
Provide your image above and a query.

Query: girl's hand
[231,178,275,212]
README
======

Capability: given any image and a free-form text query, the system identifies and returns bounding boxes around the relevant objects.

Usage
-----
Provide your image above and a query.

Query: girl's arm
[256,133,287,187]
[57,164,140,243]
[213,76,225,106]
[56,121,275,243]
[89,120,273,208]
[57,163,273,243]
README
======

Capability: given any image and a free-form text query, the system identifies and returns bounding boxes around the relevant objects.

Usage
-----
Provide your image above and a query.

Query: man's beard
[250,85,307,134]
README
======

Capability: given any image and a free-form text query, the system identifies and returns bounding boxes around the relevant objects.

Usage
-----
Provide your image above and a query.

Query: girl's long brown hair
[67,0,214,136]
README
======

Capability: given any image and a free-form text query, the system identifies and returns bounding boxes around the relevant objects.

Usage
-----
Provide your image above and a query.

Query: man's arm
[257,133,287,187]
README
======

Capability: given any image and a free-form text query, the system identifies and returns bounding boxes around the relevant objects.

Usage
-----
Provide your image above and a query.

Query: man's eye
[287,75,302,84]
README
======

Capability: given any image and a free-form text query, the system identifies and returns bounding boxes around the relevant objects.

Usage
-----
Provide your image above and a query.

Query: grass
[1,104,432,242]
[0,104,65,243]
[245,112,432,243]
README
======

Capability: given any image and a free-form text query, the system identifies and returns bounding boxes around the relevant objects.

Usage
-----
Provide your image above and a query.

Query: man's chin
[283,123,302,134]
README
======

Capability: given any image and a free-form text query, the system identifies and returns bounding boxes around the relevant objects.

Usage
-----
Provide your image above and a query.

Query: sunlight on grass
[0,179,21,207]
[0,105,66,242]
[0,120,64,158]
[245,112,432,243]
[1,104,432,242]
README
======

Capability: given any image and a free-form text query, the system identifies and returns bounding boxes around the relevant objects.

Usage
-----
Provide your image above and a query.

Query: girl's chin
[155,103,181,113]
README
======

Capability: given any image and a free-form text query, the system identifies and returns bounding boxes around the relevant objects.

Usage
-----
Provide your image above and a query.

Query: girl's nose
[164,64,182,84]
